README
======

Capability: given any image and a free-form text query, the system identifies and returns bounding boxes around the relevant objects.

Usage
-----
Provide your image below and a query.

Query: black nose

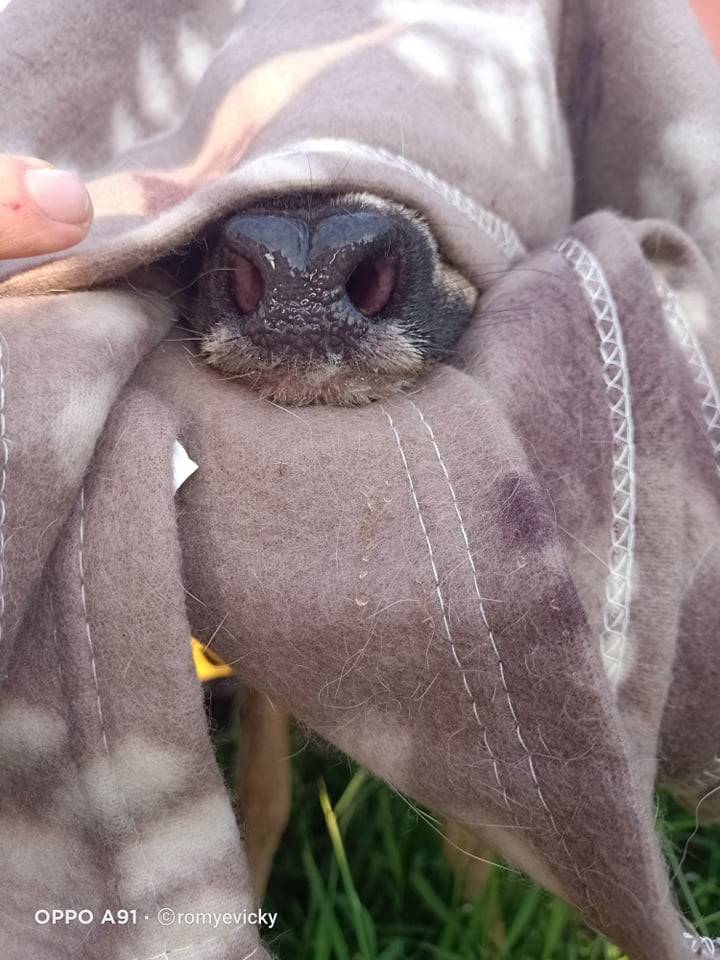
[221,207,399,356]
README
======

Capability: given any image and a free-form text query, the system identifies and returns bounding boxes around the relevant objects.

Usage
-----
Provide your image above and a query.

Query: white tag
[172,440,199,493]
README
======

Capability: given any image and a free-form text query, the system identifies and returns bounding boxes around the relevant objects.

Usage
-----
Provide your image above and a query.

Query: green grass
[219,726,720,959]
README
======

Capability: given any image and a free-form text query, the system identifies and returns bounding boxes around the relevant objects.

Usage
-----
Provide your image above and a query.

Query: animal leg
[234,690,293,902]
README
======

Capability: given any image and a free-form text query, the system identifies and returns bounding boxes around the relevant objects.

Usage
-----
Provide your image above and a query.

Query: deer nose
[221,210,398,351]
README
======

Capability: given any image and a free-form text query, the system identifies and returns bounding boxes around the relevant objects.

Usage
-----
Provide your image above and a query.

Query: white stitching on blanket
[78,486,164,928]
[554,238,637,687]
[657,283,720,803]
[410,401,571,855]
[0,333,8,647]
[408,401,510,810]
[658,281,720,478]
[79,487,112,757]
[261,137,527,262]
[380,407,506,801]
[683,930,720,957]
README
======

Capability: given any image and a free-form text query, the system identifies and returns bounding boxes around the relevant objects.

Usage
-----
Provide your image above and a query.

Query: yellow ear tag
[191,637,234,682]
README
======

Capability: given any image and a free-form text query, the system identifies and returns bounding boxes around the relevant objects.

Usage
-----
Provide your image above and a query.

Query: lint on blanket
[1,2,720,959]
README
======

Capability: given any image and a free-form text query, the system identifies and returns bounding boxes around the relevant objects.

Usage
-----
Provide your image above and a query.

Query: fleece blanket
[1,2,720,959]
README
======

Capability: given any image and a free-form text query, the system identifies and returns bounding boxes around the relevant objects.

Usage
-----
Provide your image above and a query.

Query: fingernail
[25,168,91,225]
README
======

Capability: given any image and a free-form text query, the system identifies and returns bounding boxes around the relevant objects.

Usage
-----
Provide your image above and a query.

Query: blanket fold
[1,2,719,959]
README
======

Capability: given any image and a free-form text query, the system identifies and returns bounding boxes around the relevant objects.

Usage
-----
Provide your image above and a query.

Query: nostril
[232,255,264,314]
[345,255,396,317]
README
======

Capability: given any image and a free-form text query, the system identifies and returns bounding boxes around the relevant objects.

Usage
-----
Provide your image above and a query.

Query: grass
[215,722,720,960]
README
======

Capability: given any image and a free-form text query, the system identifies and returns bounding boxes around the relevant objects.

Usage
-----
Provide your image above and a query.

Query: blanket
[1,2,719,958]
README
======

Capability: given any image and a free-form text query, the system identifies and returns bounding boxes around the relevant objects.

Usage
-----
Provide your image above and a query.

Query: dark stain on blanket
[135,174,193,215]
[496,472,554,549]
[132,127,260,217]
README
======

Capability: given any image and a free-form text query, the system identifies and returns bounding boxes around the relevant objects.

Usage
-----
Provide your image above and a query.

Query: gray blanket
[1,2,720,959]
